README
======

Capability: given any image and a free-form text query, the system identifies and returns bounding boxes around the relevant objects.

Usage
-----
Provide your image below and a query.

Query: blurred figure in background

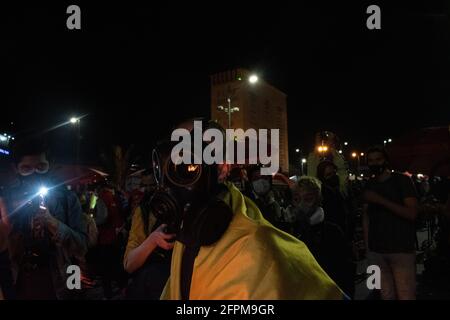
[91,182,127,299]
[3,138,87,299]
[245,165,282,228]
[362,146,418,300]
[316,160,348,233]
[227,166,249,193]
[0,197,14,300]
[307,131,348,197]
[290,176,354,298]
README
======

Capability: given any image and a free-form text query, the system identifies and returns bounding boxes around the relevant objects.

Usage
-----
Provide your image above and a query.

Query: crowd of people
[0,125,449,300]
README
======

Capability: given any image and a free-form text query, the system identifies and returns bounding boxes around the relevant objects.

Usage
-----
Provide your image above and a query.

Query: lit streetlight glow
[318,146,328,153]
[249,74,258,84]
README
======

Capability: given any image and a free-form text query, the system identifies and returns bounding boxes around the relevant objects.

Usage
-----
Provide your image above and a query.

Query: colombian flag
[161,182,346,300]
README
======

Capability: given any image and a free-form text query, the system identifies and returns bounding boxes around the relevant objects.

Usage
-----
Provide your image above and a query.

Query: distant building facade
[210,68,289,172]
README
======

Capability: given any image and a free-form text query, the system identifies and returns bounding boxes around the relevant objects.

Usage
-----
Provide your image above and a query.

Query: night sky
[2,1,449,166]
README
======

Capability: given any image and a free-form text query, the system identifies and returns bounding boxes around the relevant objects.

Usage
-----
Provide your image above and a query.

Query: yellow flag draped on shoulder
[161,182,345,300]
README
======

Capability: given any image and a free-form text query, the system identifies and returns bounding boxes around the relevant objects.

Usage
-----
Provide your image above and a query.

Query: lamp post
[70,117,81,164]
[351,152,360,171]
[217,74,259,129]
[301,158,307,176]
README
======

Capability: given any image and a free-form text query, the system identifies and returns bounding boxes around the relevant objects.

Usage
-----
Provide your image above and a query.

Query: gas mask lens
[166,162,201,187]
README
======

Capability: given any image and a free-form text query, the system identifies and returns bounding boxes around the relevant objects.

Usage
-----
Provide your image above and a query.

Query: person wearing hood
[289,176,353,297]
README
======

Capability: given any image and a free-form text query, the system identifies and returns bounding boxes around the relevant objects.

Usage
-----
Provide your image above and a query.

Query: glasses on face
[17,161,50,176]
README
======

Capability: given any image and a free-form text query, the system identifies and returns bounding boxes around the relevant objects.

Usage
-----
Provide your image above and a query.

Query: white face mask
[309,207,325,226]
[252,179,271,195]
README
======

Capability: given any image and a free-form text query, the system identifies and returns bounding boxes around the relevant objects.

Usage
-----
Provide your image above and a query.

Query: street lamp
[301,158,307,176]
[352,152,361,170]
[70,117,81,165]
[217,73,259,129]
[388,138,392,143]
[249,74,259,84]
[344,142,348,146]
[217,104,240,129]
[295,148,300,153]
[318,145,328,153]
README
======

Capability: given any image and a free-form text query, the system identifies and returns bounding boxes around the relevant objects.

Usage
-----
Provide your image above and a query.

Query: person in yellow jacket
[161,181,345,300]
[149,119,346,300]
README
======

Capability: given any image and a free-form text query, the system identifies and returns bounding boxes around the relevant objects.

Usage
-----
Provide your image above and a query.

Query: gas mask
[148,120,231,245]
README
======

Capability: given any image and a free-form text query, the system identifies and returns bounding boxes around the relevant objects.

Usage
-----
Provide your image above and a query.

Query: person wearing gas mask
[1,138,87,299]
[362,146,418,300]
[289,176,353,298]
[245,165,282,228]
[150,119,345,300]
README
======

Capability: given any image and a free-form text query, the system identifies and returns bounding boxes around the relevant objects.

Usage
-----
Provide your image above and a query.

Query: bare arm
[124,224,174,274]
